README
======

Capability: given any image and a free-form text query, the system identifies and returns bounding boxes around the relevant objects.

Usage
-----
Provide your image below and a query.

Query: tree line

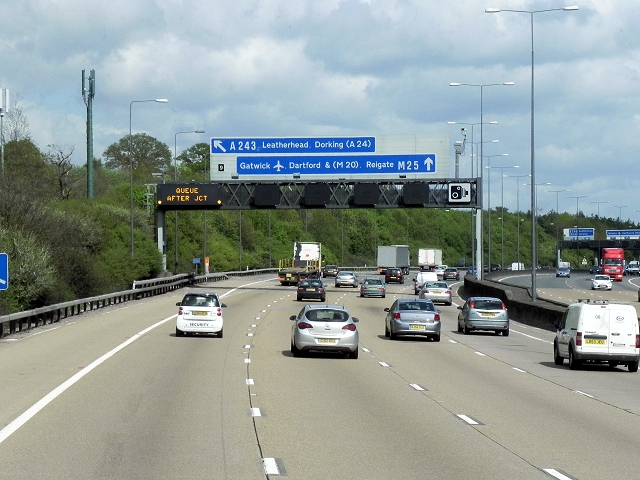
[0,109,635,314]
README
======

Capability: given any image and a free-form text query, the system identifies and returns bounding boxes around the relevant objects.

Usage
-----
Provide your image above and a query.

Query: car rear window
[305,310,347,321]
[472,300,503,310]
[365,279,383,285]
[399,301,435,312]
[182,294,219,307]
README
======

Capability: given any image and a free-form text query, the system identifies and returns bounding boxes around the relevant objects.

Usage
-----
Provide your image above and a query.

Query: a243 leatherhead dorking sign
[209,134,449,181]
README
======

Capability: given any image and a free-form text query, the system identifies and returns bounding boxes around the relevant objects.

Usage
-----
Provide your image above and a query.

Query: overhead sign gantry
[210,134,448,181]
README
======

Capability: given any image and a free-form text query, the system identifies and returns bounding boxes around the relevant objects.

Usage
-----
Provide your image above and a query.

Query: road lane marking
[543,468,577,480]
[456,414,483,425]
[0,315,174,445]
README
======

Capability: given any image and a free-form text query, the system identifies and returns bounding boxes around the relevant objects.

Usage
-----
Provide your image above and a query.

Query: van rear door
[607,304,638,355]
[580,305,609,353]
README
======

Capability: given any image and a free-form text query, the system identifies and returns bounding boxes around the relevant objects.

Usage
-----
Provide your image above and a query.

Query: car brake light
[636,334,640,348]
[178,307,184,315]
[501,302,506,310]
[216,308,222,316]
[470,301,475,308]
[576,332,582,346]
[446,290,451,294]
[297,287,304,292]
[298,322,313,329]
[342,324,356,331]
[393,313,401,319]
[434,313,441,322]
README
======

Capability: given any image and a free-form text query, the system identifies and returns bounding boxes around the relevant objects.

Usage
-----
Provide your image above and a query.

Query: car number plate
[585,339,606,345]
[307,288,315,291]
[410,324,426,330]
[481,313,496,317]
[318,338,338,344]
[192,311,208,316]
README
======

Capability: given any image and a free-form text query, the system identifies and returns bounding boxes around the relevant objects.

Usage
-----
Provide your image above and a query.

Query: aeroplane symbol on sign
[274,161,284,172]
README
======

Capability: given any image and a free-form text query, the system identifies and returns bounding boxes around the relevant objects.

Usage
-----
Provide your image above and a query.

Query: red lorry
[602,248,624,281]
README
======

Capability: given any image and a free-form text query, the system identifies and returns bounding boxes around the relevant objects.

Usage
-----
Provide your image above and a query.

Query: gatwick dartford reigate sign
[209,134,449,181]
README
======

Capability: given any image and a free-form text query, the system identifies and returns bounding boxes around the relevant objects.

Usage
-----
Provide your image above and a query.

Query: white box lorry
[418,248,442,271]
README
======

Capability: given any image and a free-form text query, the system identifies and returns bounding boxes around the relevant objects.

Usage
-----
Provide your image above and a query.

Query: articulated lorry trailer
[278,242,322,285]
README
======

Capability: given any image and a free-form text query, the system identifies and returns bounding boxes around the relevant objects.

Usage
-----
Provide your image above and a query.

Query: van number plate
[585,339,605,345]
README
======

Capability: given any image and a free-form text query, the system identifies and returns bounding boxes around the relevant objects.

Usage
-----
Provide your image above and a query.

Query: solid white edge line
[0,315,173,445]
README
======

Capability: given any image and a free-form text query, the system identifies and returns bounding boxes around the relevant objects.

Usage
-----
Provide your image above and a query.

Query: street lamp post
[486,5,578,301]
[494,165,519,268]
[450,82,514,280]
[173,129,205,273]
[548,188,569,267]
[612,205,628,224]
[484,153,509,267]
[129,98,168,259]
[524,182,551,269]
[590,201,608,218]
[506,174,531,268]
[567,195,587,237]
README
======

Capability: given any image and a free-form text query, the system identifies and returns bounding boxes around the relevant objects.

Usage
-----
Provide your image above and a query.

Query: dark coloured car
[322,265,339,277]
[297,279,326,301]
[490,264,502,272]
[589,265,602,274]
[442,267,460,281]
[385,268,404,284]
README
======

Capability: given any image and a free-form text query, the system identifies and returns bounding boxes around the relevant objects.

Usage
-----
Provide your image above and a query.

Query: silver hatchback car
[457,296,509,336]
[290,305,360,358]
[335,271,358,288]
[384,299,441,342]
[418,281,452,306]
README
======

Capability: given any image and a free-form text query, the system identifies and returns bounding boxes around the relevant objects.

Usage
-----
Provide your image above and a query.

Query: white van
[554,299,640,372]
[413,271,438,294]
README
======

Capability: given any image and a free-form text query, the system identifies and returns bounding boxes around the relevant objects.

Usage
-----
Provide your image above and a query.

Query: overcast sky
[1,0,638,222]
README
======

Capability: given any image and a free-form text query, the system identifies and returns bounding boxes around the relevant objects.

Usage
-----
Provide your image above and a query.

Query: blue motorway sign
[568,228,595,237]
[607,229,640,239]
[236,154,436,176]
[211,137,375,155]
[0,253,7,290]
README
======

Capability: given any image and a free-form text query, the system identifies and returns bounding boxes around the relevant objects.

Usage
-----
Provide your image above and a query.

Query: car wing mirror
[457,305,463,310]
[220,303,227,308]
[352,317,359,323]
[289,315,297,321]
[176,302,181,306]
[384,307,390,312]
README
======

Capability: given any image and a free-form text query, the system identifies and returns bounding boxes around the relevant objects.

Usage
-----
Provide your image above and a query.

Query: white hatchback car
[175,291,227,337]
[591,274,612,291]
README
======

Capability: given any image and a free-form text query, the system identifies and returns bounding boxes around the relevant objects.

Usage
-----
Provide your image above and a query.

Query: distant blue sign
[236,154,436,176]
[211,137,375,155]
[606,229,640,240]
[568,228,595,237]
[0,253,7,290]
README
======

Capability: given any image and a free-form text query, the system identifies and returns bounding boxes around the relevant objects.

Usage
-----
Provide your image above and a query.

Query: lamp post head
[485,8,500,13]
[155,99,169,103]
[195,130,205,133]
[563,6,579,11]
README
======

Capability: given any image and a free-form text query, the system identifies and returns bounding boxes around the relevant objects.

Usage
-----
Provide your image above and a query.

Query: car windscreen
[305,310,348,321]
[398,302,435,312]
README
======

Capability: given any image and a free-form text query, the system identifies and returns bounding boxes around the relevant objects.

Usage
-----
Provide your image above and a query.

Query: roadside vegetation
[0,108,634,313]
